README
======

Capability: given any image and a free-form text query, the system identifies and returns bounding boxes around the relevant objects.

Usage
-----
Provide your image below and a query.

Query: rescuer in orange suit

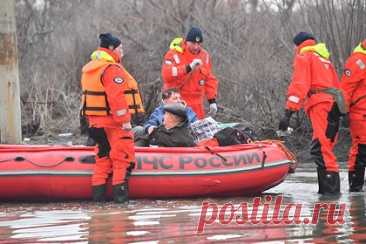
[161,27,219,119]
[278,32,344,195]
[340,39,366,192]
[80,33,136,203]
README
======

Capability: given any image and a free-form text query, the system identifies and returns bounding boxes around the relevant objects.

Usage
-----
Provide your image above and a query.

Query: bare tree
[13,0,366,156]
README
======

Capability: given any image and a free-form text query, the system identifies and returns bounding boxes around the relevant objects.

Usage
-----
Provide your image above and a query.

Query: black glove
[278,109,294,131]
[131,112,145,127]
[186,64,192,73]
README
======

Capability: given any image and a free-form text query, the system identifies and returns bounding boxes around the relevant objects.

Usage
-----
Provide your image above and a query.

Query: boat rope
[261,151,267,168]
[204,146,228,162]
[0,158,14,163]
[0,156,75,168]
[259,140,298,173]
[259,140,297,161]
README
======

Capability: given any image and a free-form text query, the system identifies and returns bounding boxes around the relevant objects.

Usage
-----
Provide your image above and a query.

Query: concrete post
[0,0,22,144]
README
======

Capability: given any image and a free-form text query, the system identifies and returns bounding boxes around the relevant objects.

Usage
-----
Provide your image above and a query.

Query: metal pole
[0,0,22,144]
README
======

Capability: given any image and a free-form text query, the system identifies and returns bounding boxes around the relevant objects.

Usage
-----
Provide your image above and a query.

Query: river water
[0,164,365,243]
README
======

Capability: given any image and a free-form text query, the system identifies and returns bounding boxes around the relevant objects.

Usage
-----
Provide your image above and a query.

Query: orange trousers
[181,93,205,119]
[348,119,366,171]
[308,102,340,172]
[88,127,135,186]
[190,103,205,119]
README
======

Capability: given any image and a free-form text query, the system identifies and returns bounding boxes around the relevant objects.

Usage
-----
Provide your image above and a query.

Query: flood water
[0,164,365,243]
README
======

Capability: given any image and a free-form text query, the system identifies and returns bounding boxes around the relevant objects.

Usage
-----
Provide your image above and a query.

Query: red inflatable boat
[0,141,296,200]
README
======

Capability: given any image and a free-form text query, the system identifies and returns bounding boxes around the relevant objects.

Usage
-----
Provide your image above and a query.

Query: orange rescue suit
[285,40,341,172]
[80,47,135,186]
[341,40,366,172]
[162,39,218,119]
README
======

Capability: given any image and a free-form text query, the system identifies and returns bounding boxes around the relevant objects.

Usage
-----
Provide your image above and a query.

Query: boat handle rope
[0,156,75,167]
[0,158,14,163]
[204,146,228,162]
[261,151,267,168]
[260,140,298,173]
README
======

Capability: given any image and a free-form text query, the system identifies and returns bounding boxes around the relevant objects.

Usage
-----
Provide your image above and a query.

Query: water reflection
[0,166,365,243]
[348,193,366,243]
[0,209,89,243]
[88,209,128,243]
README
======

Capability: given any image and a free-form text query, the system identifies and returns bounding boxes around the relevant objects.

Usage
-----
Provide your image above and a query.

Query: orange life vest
[81,62,144,116]
[123,69,145,114]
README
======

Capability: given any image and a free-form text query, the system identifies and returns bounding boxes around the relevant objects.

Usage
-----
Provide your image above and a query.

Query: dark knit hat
[293,32,316,46]
[186,27,203,43]
[99,33,121,49]
[164,103,188,121]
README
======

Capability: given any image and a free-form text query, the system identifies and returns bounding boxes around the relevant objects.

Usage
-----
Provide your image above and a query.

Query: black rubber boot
[92,184,106,202]
[86,136,96,146]
[317,168,340,195]
[317,167,325,194]
[325,171,340,194]
[112,183,128,203]
[349,167,365,192]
